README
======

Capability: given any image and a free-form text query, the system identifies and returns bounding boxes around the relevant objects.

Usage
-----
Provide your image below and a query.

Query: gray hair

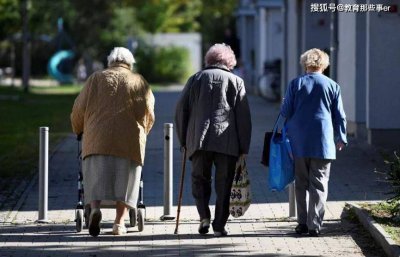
[300,48,329,71]
[204,43,237,70]
[107,47,136,69]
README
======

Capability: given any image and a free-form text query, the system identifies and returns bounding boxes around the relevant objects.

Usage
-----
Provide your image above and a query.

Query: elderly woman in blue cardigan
[280,48,347,237]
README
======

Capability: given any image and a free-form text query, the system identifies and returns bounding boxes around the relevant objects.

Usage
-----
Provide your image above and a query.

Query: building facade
[236,0,400,149]
[236,0,283,99]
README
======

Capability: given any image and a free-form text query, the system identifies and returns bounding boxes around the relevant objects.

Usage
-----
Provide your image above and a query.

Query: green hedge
[135,45,191,84]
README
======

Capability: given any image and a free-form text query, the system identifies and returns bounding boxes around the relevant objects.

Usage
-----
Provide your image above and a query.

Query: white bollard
[160,123,175,220]
[37,127,51,223]
[288,182,296,218]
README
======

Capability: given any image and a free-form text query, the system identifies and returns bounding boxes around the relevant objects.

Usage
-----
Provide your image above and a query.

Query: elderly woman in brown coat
[71,47,155,237]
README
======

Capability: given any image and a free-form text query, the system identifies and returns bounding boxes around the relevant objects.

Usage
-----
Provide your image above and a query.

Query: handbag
[261,115,282,167]
[268,125,295,192]
[229,156,251,218]
[261,131,281,167]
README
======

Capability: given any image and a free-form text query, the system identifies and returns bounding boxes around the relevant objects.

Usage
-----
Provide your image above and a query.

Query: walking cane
[174,147,187,234]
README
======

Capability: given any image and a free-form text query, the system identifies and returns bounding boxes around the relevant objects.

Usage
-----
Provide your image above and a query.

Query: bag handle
[271,114,294,160]
[234,156,246,183]
[272,116,288,142]
[272,114,287,136]
[271,114,281,133]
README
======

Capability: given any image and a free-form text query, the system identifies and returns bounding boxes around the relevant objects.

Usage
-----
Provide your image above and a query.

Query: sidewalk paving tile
[0,91,391,256]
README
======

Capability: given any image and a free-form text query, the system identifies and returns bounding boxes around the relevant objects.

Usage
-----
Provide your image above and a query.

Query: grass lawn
[0,82,167,181]
[362,202,400,244]
[0,85,82,179]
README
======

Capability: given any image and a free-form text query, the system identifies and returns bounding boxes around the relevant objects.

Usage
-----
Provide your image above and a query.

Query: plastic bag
[229,157,251,218]
[268,126,294,191]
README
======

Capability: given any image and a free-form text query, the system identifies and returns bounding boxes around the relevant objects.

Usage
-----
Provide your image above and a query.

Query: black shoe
[88,208,102,237]
[308,228,320,237]
[198,219,210,235]
[214,229,228,237]
[295,224,308,235]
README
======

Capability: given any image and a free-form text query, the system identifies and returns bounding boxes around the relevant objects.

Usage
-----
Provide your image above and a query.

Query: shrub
[384,151,400,217]
[135,45,191,84]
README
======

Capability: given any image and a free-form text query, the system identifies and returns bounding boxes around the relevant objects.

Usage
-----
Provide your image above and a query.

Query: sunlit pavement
[0,88,390,257]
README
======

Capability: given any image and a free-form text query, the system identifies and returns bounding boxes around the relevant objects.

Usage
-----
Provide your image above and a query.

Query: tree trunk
[21,0,30,93]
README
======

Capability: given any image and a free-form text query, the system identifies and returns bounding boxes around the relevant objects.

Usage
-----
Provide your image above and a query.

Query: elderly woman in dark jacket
[175,43,252,237]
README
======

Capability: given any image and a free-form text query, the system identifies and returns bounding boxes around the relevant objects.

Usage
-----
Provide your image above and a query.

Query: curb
[347,202,400,257]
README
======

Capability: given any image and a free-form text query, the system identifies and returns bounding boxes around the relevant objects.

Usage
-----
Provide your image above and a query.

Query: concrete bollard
[160,123,175,221]
[37,127,51,223]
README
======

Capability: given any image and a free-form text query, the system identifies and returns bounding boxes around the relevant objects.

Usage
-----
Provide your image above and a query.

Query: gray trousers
[191,150,237,231]
[295,157,331,230]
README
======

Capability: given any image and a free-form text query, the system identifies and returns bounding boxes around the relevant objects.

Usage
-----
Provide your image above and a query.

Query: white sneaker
[112,224,127,235]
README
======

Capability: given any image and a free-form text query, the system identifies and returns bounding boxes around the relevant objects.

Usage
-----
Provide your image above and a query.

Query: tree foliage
[135,44,190,83]
[124,0,202,33]
[100,6,143,53]
[198,0,238,47]
[0,0,20,41]
[0,0,239,76]
[385,152,400,212]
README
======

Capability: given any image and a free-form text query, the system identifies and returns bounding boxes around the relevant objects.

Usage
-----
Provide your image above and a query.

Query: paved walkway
[0,89,392,256]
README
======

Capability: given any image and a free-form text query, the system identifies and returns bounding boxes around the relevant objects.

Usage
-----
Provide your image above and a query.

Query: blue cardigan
[280,72,347,160]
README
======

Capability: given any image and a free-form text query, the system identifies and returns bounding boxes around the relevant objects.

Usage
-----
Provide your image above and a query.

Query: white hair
[107,47,136,69]
[300,48,329,71]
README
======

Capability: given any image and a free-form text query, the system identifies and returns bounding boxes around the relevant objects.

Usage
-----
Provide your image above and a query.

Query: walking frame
[74,134,146,233]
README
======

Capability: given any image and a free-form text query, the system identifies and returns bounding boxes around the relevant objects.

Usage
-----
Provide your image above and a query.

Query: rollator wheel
[84,205,91,228]
[137,208,144,232]
[129,208,137,227]
[76,209,83,232]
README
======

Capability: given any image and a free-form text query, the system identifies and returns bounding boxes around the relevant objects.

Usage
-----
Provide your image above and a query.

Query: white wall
[243,16,257,87]
[337,0,357,123]
[150,33,202,73]
[284,0,400,148]
[256,8,267,79]
[366,0,400,147]
[302,0,331,52]
[337,0,367,138]
[236,2,257,90]
[286,0,300,83]
[354,10,367,124]
[366,0,400,129]
[255,4,284,96]
[285,0,331,82]
[265,9,284,61]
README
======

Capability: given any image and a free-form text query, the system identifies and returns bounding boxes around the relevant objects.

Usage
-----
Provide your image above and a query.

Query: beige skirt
[82,154,142,208]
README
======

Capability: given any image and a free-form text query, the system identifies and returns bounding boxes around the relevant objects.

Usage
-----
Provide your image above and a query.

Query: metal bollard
[288,182,296,218]
[160,123,175,220]
[37,127,51,223]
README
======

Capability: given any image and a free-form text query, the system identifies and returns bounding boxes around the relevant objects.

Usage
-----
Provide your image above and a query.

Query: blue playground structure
[48,50,74,84]
[47,18,75,84]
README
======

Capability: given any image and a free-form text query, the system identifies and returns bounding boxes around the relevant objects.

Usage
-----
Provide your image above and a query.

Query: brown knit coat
[71,63,155,166]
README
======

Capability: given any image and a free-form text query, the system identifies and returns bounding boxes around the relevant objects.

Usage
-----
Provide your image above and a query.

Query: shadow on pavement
[0,224,306,257]
[3,92,393,214]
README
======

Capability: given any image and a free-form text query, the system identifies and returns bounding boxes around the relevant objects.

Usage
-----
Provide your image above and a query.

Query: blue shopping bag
[268,126,295,192]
